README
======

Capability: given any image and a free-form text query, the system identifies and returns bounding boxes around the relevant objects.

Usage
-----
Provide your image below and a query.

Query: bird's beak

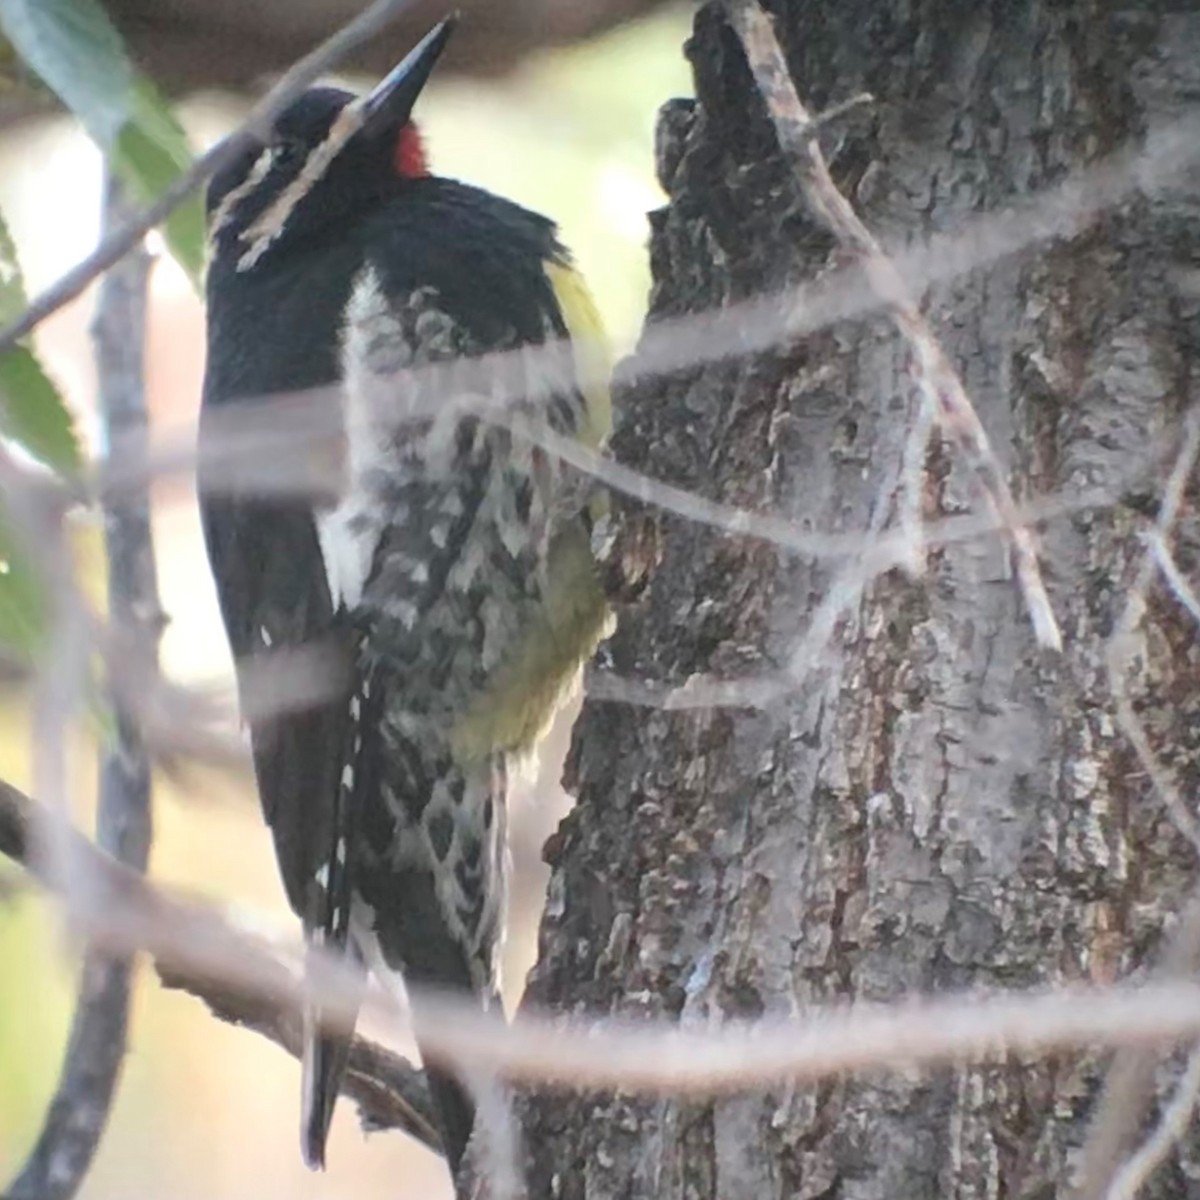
[361,15,457,134]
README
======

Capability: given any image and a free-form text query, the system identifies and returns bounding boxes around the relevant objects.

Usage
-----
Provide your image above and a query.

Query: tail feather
[299,1018,337,1169]
[365,865,492,1181]
[299,943,365,1169]
[422,1063,477,1179]
[298,674,365,1169]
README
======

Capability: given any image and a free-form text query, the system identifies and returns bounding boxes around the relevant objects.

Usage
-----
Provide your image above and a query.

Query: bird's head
[207,16,456,275]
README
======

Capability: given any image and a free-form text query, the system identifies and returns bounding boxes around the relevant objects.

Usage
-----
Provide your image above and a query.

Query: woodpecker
[198,16,612,1184]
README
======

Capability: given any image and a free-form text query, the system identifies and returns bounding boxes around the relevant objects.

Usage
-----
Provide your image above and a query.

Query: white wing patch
[320,265,435,616]
[315,505,373,611]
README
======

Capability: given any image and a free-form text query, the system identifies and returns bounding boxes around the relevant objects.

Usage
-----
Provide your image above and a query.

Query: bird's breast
[328,264,611,760]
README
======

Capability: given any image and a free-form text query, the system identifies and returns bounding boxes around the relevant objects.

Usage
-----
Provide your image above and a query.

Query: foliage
[0,210,76,655]
[0,0,202,657]
[0,0,203,282]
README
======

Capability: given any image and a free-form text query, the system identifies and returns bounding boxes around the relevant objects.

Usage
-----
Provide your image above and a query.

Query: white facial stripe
[210,146,276,239]
[236,100,369,273]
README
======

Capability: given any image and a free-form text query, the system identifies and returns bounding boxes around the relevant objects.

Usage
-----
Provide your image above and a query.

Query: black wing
[198,486,360,1167]
[199,185,372,1169]
[198,491,347,912]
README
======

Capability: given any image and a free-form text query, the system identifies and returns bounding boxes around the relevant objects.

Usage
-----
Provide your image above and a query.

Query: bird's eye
[270,139,306,171]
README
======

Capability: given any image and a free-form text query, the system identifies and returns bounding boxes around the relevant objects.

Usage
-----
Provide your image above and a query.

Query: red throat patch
[393,122,428,178]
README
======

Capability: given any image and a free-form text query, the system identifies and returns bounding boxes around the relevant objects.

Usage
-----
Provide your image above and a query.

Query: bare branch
[581,480,1121,713]
[0,441,89,904]
[10,780,1200,1101]
[0,777,441,1154]
[1148,531,1200,626]
[1106,412,1200,855]
[154,965,442,1154]
[1072,414,1200,1200]
[0,0,424,356]
[1104,1044,1200,1200]
[729,0,1062,649]
[4,172,157,1200]
[1072,890,1200,1200]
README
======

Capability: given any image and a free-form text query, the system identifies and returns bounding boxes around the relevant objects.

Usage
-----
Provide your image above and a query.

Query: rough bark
[521,2,1200,1198]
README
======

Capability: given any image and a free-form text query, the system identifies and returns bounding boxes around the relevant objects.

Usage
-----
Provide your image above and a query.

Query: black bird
[198,15,613,1187]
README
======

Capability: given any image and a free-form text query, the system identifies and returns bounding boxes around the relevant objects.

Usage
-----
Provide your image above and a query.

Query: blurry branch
[0,777,442,1155]
[83,111,1197,529]
[101,626,346,773]
[0,453,1136,770]
[1148,529,1200,626]
[21,507,89,904]
[79,490,1143,756]
[0,0,424,356]
[1106,411,1200,856]
[1072,889,1200,1200]
[580,480,1117,712]
[1071,414,1200,1200]
[729,0,1061,649]
[4,173,156,1200]
[155,967,442,1153]
[11,779,1200,1100]
[1103,1044,1200,1200]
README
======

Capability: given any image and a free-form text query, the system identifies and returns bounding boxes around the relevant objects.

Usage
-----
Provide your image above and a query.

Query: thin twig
[103,383,1123,566]
[155,965,443,1153]
[728,0,1062,650]
[1103,1044,1200,1200]
[1073,417,1200,1200]
[25,537,88,893]
[0,0,423,355]
[0,439,86,902]
[4,172,156,1200]
[1106,412,1200,855]
[581,482,1112,713]
[1148,531,1200,626]
[1072,890,1200,1200]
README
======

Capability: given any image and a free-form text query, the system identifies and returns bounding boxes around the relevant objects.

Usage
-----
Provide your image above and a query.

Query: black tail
[300,1031,340,1169]
[376,866,495,1182]
[299,680,365,1169]
[422,1059,477,1181]
[299,943,365,1168]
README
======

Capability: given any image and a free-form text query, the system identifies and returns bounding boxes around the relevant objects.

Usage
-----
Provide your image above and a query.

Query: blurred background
[0,6,691,1196]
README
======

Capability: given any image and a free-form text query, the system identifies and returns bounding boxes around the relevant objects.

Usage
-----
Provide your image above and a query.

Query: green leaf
[113,80,204,285]
[0,199,28,324]
[0,0,131,146]
[0,346,82,475]
[0,0,203,289]
[0,207,82,476]
[0,507,46,659]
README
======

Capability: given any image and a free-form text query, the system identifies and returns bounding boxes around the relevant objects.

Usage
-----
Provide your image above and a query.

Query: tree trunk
[521,1,1200,1196]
